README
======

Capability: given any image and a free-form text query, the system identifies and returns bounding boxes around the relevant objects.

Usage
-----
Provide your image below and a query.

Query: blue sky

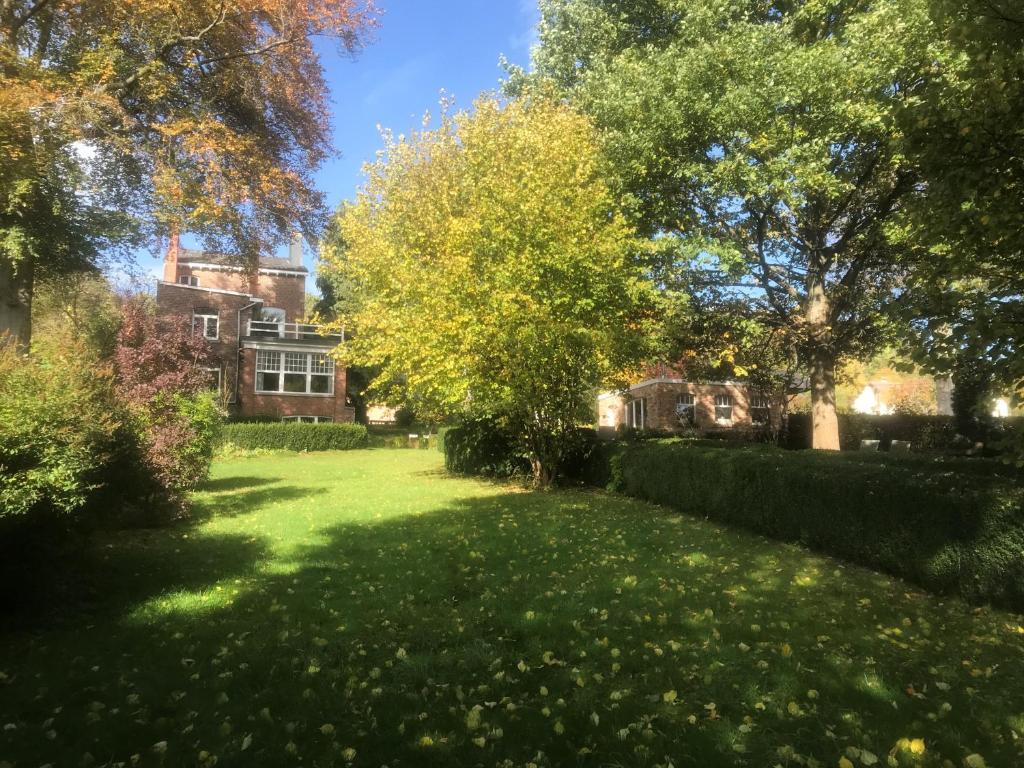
[139,1,540,290]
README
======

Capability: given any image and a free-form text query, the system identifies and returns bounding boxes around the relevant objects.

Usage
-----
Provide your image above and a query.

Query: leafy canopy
[0,0,377,274]
[520,0,937,448]
[323,95,655,480]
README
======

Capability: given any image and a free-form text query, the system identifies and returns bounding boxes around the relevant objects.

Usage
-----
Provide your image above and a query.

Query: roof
[177,248,306,273]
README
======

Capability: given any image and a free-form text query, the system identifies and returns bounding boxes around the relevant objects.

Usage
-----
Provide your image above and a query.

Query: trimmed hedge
[592,441,1024,611]
[219,422,368,451]
[783,412,1024,451]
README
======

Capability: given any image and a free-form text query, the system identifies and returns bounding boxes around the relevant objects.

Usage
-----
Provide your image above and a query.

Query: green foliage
[323,94,656,483]
[443,418,530,478]
[586,441,1024,610]
[523,0,936,449]
[0,340,118,522]
[219,422,368,452]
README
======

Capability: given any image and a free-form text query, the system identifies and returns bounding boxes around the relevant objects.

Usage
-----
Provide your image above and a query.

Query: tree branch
[6,0,55,37]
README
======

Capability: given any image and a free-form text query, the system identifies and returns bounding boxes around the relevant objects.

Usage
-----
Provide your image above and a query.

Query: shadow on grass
[0,483,321,629]
[2,484,1024,768]
[199,475,278,493]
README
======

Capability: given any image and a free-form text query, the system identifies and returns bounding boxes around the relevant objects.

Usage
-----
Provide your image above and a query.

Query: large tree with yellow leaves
[0,0,376,345]
[323,95,655,486]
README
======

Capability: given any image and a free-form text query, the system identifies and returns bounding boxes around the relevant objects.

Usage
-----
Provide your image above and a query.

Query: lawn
[1,450,1023,768]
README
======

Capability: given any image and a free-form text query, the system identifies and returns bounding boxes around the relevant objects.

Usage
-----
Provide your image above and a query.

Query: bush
[219,422,368,451]
[443,418,605,480]
[443,417,530,477]
[578,440,1024,610]
[0,340,119,525]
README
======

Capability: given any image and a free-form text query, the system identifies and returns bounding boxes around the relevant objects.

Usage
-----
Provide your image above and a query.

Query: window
[675,393,696,426]
[201,366,222,393]
[178,275,199,286]
[626,397,646,429]
[256,350,334,395]
[282,415,333,424]
[193,310,219,340]
[750,394,771,425]
[714,393,733,424]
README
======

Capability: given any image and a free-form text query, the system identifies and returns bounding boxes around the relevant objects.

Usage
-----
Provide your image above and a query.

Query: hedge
[219,422,368,451]
[593,441,1024,611]
[782,412,1024,451]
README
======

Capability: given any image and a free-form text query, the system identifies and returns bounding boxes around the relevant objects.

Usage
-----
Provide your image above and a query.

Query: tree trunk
[809,345,840,450]
[0,252,33,348]
[806,270,840,451]
[530,456,557,489]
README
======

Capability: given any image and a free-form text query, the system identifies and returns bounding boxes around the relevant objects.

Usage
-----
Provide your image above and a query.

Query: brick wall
[169,265,306,319]
[236,347,355,422]
[605,381,785,432]
[155,283,262,404]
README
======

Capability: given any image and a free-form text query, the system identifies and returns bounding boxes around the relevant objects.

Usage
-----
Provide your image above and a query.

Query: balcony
[245,320,344,342]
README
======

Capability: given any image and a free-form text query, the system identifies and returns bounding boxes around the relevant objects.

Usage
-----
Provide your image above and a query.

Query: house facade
[598,377,785,433]
[155,233,355,423]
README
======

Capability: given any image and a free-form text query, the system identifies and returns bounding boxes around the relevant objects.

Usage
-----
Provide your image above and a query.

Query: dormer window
[178,275,199,286]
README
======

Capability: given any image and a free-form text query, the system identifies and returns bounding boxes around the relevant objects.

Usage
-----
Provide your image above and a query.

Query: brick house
[155,233,355,423]
[598,376,785,433]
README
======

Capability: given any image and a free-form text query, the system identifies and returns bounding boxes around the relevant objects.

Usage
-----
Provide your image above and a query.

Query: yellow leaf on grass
[964,755,986,768]
[909,739,925,754]
[839,758,855,768]
[663,690,678,703]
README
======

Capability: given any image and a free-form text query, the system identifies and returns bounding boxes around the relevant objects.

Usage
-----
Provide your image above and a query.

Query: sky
[137,0,541,291]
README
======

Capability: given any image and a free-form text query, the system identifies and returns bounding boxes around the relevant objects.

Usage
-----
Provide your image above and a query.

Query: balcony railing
[246,320,344,341]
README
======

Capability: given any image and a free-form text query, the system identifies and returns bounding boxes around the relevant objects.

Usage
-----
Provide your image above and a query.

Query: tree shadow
[187,484,328,522]
[3,482,1024,767]
[198,475,277,493]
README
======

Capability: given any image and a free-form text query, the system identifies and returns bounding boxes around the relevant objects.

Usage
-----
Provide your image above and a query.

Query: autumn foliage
[1,0,377,343]
[113,298,223,509]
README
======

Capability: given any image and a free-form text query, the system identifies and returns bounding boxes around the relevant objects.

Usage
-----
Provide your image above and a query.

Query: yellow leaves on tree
[323,94,655,485]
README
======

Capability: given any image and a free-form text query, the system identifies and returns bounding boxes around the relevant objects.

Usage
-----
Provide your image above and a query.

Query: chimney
[162,229,180,283]
[289,231,303,269]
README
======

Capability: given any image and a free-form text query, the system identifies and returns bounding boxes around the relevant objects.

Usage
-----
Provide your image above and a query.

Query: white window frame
[178,275,199,286]
[714,393,734,424]
[255,350,334,396]
[675,393,696,426]
[201,366,222,393]
[193,312,219,340]
[750,394,771,425]
[282,415,333,424]
[627,397,646,429]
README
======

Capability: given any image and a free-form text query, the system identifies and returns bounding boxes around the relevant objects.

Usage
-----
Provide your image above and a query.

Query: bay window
[256,350,333,395]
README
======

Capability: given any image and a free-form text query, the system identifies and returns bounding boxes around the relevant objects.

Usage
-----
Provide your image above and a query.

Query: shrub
[219,422,368,451]
[0,340,119,525]
[443,417,530,478]
[579,440,1024,611]
[113,299,224,512]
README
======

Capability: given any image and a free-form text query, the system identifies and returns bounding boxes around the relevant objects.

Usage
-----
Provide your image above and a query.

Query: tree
[898,0,1024,434]
[520,0,935,449]
[1,0,377,346]
[113,297,222,508]
[322,95,655,485]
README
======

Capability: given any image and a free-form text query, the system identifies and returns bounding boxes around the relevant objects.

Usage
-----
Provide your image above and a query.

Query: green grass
[1,450,1023,768]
